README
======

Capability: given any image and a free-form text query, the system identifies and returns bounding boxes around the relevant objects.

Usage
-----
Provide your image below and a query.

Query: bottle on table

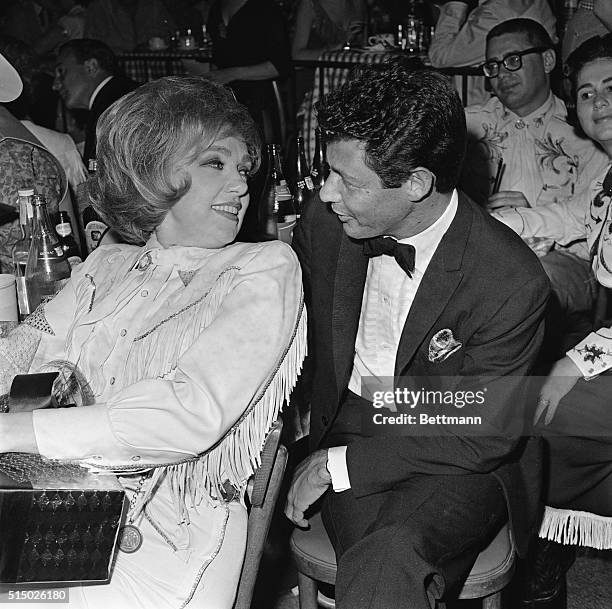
[11,188,34,321]
[293,135,315,219]
[272,144,297,243]
[25,195,72,309]
[404,0,425,54]
[82,159,108,256]
[396,24,405,50]
[55,211,82,269]
[310,127,330,190]
[259,144,279,240]
[200,24,212,50]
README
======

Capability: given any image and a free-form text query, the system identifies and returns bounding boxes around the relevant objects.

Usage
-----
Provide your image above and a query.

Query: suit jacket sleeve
[346,272,549,497]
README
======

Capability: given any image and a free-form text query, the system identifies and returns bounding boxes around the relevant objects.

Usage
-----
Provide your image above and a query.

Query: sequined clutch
[0,454,126,584]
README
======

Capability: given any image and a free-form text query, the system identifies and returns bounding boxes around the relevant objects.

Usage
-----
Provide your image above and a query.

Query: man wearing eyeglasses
[461,18,609,337]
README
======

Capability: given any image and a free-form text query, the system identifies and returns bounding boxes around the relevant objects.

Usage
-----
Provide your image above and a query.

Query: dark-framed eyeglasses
[482,46,550,78]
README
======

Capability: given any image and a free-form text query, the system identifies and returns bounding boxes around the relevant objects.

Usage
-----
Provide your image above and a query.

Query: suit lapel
[394,196,473,376]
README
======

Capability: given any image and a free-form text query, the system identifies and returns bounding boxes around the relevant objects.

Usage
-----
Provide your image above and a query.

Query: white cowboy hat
[0,52,23,103]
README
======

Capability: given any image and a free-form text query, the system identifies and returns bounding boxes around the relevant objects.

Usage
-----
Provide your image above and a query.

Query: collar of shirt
[132,233,222,271]
[499,91,556,131]
[393,188,459,277]
[88,75,113,110]
[579,0,594,9]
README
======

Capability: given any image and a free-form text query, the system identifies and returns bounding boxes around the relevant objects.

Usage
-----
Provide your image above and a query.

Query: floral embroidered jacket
[463,93,609,256]
[494,163,612,377]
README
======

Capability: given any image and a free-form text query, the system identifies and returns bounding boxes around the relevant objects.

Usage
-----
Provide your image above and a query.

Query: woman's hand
[534,356,582,425]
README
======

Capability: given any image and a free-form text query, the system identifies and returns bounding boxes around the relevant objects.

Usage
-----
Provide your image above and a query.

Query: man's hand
[285,449,332,527]
[486,190,530,212]
[534,356,582,425]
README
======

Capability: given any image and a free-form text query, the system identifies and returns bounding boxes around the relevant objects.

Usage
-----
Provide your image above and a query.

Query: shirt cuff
[327,445,351,492]
[566,328,612,378]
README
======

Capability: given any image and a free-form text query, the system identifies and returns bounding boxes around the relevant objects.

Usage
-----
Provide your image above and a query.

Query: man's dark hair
[486,18,554,48]
[58,38,117,74]
[315,59,466,193]
[567,33,612,87]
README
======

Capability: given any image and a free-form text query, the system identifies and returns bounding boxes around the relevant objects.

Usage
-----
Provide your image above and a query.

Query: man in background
[464,19,609,348]
[428,0,557,104]
[53,38,136,167]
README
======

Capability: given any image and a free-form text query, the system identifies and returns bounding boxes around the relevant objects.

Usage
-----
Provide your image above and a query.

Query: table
[117,50,211,84]
[294,50,482,163]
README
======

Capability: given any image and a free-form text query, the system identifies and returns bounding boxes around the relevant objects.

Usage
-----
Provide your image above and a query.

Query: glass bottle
[25,195,72,309]
[404,0,424,54]
[182,28,196,50]
[11,188,34,320]
[258,144,278,240]
[200,24,212,49]
[293,136,314,219]
[55,211,82,269]
[310,127,330,190]
[272,144,297,243]
[82,159,108,256]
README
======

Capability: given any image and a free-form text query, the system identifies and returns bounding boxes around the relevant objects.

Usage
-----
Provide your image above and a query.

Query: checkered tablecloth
[117,50,211,84]
[298,49,393,163]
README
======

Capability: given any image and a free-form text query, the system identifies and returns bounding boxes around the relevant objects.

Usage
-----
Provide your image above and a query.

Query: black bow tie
[363,236,416,277]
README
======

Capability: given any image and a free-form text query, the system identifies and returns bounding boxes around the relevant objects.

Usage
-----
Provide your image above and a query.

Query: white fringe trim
[539,506,612,549]
[131,298,308,523]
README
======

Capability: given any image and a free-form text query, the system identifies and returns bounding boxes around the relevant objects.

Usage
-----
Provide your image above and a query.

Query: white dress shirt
[328,191,459,491]
[88,75,113,110]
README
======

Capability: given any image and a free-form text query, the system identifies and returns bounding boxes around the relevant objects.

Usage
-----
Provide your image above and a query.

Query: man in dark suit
[285,61,550,608]
[53,38,137,167]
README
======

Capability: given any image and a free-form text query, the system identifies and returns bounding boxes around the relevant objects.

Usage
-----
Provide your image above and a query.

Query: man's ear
[543,48,556,74]
[401,168,435,202]
[83,58,101,75]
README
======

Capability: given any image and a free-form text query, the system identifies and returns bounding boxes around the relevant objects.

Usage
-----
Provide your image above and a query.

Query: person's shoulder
[465,96,504,124]
[226,240,300,271]
[70,243,141,281]
[21,120,73,150]
[83,243,141,267]
[460,196,547,282]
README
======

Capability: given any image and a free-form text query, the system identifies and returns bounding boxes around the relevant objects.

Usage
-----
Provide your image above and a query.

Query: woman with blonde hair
[0,75,306,608]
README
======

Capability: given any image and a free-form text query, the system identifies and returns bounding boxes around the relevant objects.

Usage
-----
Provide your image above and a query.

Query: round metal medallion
[118,524,143,553]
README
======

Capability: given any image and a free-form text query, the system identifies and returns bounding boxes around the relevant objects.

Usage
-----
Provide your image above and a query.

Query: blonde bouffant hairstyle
[89,76,261,244]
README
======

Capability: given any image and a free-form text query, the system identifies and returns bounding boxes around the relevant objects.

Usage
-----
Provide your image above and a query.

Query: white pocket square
[428,329,462,363]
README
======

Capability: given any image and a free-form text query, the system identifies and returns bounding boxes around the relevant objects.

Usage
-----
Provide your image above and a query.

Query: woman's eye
[578,90,593,102]
[239,168,250,178]
[205,160,224,169]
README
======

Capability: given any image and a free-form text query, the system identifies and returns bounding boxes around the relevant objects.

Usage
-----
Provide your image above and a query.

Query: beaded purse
[0,372,125,583]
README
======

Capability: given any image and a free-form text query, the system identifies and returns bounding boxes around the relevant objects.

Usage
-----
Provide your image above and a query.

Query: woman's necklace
[118,473,149,553]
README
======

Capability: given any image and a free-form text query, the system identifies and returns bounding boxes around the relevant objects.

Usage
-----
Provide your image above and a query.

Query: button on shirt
[328,191,459,491]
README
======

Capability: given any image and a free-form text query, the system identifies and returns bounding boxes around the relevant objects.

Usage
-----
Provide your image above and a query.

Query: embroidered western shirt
[465,93,609,256]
